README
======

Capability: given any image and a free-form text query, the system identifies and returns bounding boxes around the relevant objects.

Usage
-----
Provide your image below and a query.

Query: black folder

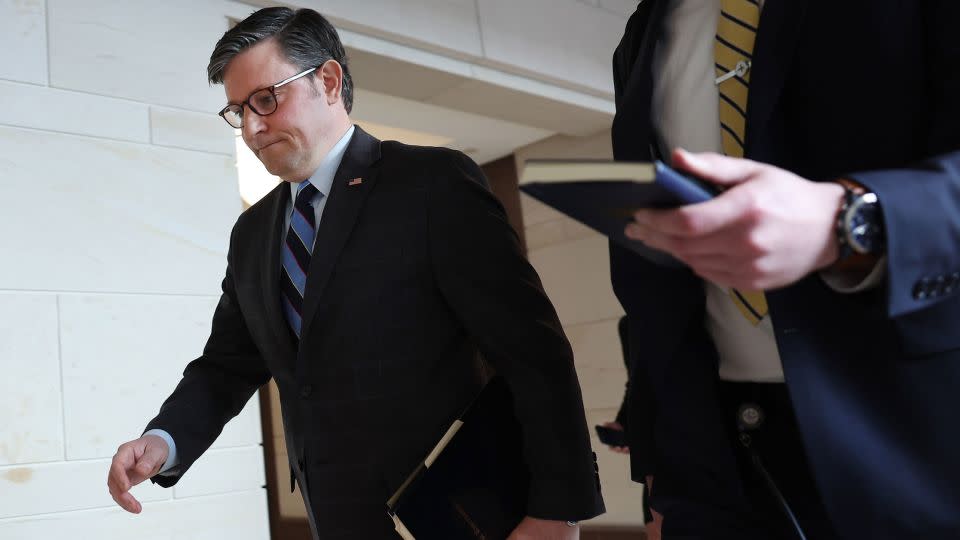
[519,159,718,267]
[387,377,529,539]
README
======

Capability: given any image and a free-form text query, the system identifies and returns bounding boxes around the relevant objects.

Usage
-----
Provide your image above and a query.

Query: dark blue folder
[387,377,528,539]
[519,160,717,267]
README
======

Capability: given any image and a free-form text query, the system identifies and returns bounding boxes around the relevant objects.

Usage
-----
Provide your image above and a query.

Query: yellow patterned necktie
[716,0,768,325]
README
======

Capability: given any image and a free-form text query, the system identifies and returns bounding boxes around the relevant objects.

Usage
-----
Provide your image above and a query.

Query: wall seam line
[56,294,67,461]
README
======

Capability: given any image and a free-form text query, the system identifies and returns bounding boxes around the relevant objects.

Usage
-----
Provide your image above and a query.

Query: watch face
[845,193,884,254]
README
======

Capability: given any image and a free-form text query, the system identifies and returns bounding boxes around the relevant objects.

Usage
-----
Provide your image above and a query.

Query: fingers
[108,445,143,514]
[107,445,134,495]
[671,148,764,186]
[632,183,755,239]
[115,490,143,514]
[108,436,167,514]
[629,151,765,240]
[135,447,164,480]
[625,222,749,266]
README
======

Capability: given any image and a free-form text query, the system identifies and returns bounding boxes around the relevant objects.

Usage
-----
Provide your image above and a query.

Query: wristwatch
[834,179,885,267]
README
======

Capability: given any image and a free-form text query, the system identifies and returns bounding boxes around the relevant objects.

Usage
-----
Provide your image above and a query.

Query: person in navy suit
[610,1,960,539]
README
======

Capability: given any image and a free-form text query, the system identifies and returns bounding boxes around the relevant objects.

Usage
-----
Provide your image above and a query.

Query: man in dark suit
[609,1,960,539]
[105,7,604,539]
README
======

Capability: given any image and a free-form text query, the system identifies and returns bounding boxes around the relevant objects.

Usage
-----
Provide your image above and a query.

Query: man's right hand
[107,434,169,513]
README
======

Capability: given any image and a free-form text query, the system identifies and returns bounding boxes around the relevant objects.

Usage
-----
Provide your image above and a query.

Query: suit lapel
[299,127,382,342]
[745,0,809,157]
[260,183,297,357]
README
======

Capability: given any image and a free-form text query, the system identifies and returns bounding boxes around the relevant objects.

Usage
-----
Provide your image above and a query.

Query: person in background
[597,315,658,536]
[610,1,960,539]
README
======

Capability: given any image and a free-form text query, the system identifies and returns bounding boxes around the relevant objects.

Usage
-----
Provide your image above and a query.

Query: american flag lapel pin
[348,177,363,186]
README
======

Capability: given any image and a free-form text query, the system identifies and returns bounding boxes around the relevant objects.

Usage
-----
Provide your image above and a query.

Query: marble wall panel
[0,0,47,85]
[0,126,239,295]
[527,235,623,327]
[0,80,149,142]
[567,317,629,411]
[0,293,63,465]
[58,294,262,460]
[0,459,170,519]
[477,0,623,96]
[172,446,265,499]
[47,0,230,113]
[149,107,235,156]
[0,489,269,540]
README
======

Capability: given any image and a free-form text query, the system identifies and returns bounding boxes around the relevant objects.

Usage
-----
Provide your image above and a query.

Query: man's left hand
[508,517,579,539]
[625,149,846,290]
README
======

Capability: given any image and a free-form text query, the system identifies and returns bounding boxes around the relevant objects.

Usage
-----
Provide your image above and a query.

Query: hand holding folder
[387,377,529,539]
[519,159,718,267]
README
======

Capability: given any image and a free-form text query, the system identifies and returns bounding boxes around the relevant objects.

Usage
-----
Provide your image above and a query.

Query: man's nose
[243,108,266,136]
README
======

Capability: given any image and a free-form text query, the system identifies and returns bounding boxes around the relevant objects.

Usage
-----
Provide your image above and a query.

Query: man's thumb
[135,442,167,477]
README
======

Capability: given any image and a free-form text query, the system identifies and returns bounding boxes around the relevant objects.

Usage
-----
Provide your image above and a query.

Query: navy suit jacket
[610,1,960,538]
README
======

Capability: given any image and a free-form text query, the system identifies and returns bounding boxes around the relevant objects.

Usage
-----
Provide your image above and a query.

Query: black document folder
[387,376,529,539]
[519,159,717,267]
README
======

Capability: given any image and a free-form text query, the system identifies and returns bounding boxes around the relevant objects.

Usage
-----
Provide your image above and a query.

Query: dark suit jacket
[146,127,604,537]
[610,1,960,539]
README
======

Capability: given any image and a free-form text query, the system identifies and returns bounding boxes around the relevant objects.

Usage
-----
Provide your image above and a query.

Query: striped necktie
[281,180,322,339]
[716,0,768,325]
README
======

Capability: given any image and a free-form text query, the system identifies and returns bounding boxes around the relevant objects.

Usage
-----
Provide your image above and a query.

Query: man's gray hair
[207,7,354,113]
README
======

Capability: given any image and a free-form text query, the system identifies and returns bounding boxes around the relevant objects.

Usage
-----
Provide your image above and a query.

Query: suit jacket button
[947,272,960,294]
[934,276,947,296]
[913,279,930,300]
[300,385,313,398]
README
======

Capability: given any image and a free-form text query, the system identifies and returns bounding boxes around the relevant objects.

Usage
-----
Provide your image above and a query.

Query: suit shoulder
[233,181,285,237]
[380,141,487,189]
[381,141,477,170]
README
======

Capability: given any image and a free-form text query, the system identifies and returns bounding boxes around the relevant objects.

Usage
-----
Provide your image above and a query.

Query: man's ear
[317,59,343,105]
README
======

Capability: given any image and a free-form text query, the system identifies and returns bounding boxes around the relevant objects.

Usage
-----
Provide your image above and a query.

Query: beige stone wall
[517,130,646,527]
[0,1,270,537]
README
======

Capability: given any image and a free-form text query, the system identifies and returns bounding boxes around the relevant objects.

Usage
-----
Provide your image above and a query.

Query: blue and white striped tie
[280,180,322,339]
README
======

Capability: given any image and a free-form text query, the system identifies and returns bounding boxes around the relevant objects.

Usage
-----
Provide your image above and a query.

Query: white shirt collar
[289,124,356,200]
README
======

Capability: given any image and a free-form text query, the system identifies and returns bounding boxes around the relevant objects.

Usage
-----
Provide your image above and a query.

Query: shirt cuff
[820,255,887,293]
[144,428,179,476]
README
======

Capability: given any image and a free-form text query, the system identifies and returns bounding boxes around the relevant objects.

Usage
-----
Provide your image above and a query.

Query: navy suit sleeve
[846,2,960,317]
[851,152,960,318]
[426,149,605,521]
[842,1,960,353]
[144,225,271,486]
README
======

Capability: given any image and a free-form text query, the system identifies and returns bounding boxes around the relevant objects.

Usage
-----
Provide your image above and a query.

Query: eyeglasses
[218,66,318,129]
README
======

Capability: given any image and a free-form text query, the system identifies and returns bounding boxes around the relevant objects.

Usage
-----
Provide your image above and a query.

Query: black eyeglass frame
[217,66,318,128]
